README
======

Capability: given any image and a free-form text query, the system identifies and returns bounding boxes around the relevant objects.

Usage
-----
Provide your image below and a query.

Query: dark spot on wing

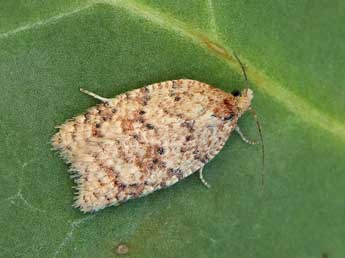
[168,168,183,179]
[180,147,187,153]
[181,120,195,132]
[84,112,91,121]
[172,80,178,89]
[185,135,193,141]
[146,124,155,130]
[156,147,165,155]
[143,95,150,105]
[137,117,144,123]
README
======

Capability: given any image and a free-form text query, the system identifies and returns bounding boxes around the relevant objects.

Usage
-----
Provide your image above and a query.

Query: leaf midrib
[1,0,344,141]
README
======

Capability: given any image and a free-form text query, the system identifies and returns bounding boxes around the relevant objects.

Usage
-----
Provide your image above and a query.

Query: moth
[52,79,263,212]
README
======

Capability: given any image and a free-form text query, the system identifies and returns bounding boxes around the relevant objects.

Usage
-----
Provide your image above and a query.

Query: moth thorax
[237,88,253,115]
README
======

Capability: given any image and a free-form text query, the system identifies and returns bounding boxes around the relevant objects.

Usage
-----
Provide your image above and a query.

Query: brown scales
[52,79,254,212]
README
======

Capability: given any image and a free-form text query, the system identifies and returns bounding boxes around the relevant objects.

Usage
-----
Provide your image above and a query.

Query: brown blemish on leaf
[322,253,329,258]
[197,33,235,63]
[115,243,129,255]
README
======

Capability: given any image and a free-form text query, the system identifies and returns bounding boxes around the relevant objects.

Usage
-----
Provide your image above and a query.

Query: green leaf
[1,0,344,257]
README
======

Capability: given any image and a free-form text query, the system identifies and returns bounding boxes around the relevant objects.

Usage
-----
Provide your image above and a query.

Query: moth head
[233,88,253,115]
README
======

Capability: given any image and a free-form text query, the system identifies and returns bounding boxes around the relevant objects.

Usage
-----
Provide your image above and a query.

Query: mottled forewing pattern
[52,79,239,212]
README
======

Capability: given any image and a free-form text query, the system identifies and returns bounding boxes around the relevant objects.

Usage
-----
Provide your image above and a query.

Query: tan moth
[52,78,263,212]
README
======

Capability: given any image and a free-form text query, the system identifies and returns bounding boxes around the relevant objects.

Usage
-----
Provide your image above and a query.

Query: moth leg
[199,167,211,189]
[80,88,111,103]
[235,126,257,145]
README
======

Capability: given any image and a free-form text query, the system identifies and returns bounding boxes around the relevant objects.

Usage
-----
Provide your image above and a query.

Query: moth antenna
[234,52,264,187]
[249,107,265,188]
[233,52,248,89]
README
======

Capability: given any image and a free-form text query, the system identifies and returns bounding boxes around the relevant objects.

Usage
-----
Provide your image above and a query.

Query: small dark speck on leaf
[322,253,329,258]
[115,243,129,255]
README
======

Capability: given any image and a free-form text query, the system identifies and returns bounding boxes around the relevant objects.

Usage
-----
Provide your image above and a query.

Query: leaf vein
[0,4,93,39]
[52,215,96,258]
[0,161,46,213]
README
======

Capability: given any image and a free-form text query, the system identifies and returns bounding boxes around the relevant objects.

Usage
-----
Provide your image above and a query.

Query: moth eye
[231,89,241,97]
